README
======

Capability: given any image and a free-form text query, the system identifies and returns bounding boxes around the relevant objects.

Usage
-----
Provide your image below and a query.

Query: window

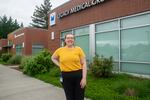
[96,20,118,32]
[95,20,119,61]
[120,13,150,74]
[32,44,44,55]
[121,13,150,29]
[16,44,22,55]
[121,63,150,75]
[121,26,150,62]
[96,31,119,61]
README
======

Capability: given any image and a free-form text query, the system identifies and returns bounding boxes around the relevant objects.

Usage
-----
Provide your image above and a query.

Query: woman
[51,33,87,100]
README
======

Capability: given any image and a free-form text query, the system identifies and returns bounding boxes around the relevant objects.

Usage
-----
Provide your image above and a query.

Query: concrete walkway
[0,64,66,100]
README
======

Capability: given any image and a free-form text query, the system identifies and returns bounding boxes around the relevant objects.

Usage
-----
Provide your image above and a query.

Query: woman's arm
[80,57,87,88]
[51,55,60,67]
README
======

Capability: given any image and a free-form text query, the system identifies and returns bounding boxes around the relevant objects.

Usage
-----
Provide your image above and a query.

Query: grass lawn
[35,67,150,100]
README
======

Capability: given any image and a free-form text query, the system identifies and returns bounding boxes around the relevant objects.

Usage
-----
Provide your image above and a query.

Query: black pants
[62,70,85,100]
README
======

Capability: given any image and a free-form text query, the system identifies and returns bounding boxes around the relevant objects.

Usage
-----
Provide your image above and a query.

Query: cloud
[0,0,69,27]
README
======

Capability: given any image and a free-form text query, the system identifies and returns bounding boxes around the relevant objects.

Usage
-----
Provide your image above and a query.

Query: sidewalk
[0,64,66,100]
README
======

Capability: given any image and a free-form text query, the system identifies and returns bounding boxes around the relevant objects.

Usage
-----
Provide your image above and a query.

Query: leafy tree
[30,0,52,29]
[0,15,23,39]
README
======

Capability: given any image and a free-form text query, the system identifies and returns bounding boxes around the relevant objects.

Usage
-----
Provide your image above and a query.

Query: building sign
[51,32,55,40]
[14,33,24,38]
[50,12,56,26]
[58,0,105,19]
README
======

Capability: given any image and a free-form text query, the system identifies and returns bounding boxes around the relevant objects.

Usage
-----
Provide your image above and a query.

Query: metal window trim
[121,24,150,30]
[95,29,119,34]
[120,60,150,64]
[118,18,121,73]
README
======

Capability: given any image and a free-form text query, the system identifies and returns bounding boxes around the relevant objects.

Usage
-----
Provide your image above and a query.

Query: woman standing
[51,33,87,100]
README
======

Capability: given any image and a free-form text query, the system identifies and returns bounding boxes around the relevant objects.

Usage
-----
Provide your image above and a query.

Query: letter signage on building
[58,0,105,19]
[50,12,56,26]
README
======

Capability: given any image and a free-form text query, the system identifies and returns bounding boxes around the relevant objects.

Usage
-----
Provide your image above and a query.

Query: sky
[0,0,69,27]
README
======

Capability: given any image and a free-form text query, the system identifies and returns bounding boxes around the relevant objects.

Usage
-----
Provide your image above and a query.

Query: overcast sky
[0,0,69,27]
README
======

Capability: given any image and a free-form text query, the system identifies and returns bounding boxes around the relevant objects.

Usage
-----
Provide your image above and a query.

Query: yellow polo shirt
[52,46,85,72]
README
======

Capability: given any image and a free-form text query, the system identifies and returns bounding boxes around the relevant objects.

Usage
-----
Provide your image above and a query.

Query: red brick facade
[48,0,150,53]
[0,39,8,48]
[0,39,8,53]
[7,27,48,55]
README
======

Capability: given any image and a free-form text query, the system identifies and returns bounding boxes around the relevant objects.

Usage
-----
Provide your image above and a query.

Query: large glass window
[16,44,22,55]
[96,20,118,32]
[121,26,150,62]
[121,13,150,28]
[74,27,89,36]
[96,20,119,71]
[121,63,150,75]
[120,13,150,75]
[96,20,119,60]
[32,44,44,55]
[96,31,119,61]
[61,30,72,38]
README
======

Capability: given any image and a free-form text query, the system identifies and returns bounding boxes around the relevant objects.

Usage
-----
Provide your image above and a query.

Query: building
[48,0,150,76]
[7,27,49,55]
[0,39,10,54]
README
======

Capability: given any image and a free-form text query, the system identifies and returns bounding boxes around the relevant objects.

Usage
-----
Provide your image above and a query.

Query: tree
[30,0,52,29]
[0,15,23,39]
[20,22,24,27]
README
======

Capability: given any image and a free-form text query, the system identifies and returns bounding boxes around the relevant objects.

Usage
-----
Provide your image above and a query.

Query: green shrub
[22,56,37,76]
[20,56,28,69]
[1,53,12,62]
[90,54,113,77]
[34,49,54,72]
[21,49,55,76]
[7,55,22,64]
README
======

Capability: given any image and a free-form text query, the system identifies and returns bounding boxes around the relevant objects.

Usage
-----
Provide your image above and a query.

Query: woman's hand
[80,57,87,89]
[80,78,86,89]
